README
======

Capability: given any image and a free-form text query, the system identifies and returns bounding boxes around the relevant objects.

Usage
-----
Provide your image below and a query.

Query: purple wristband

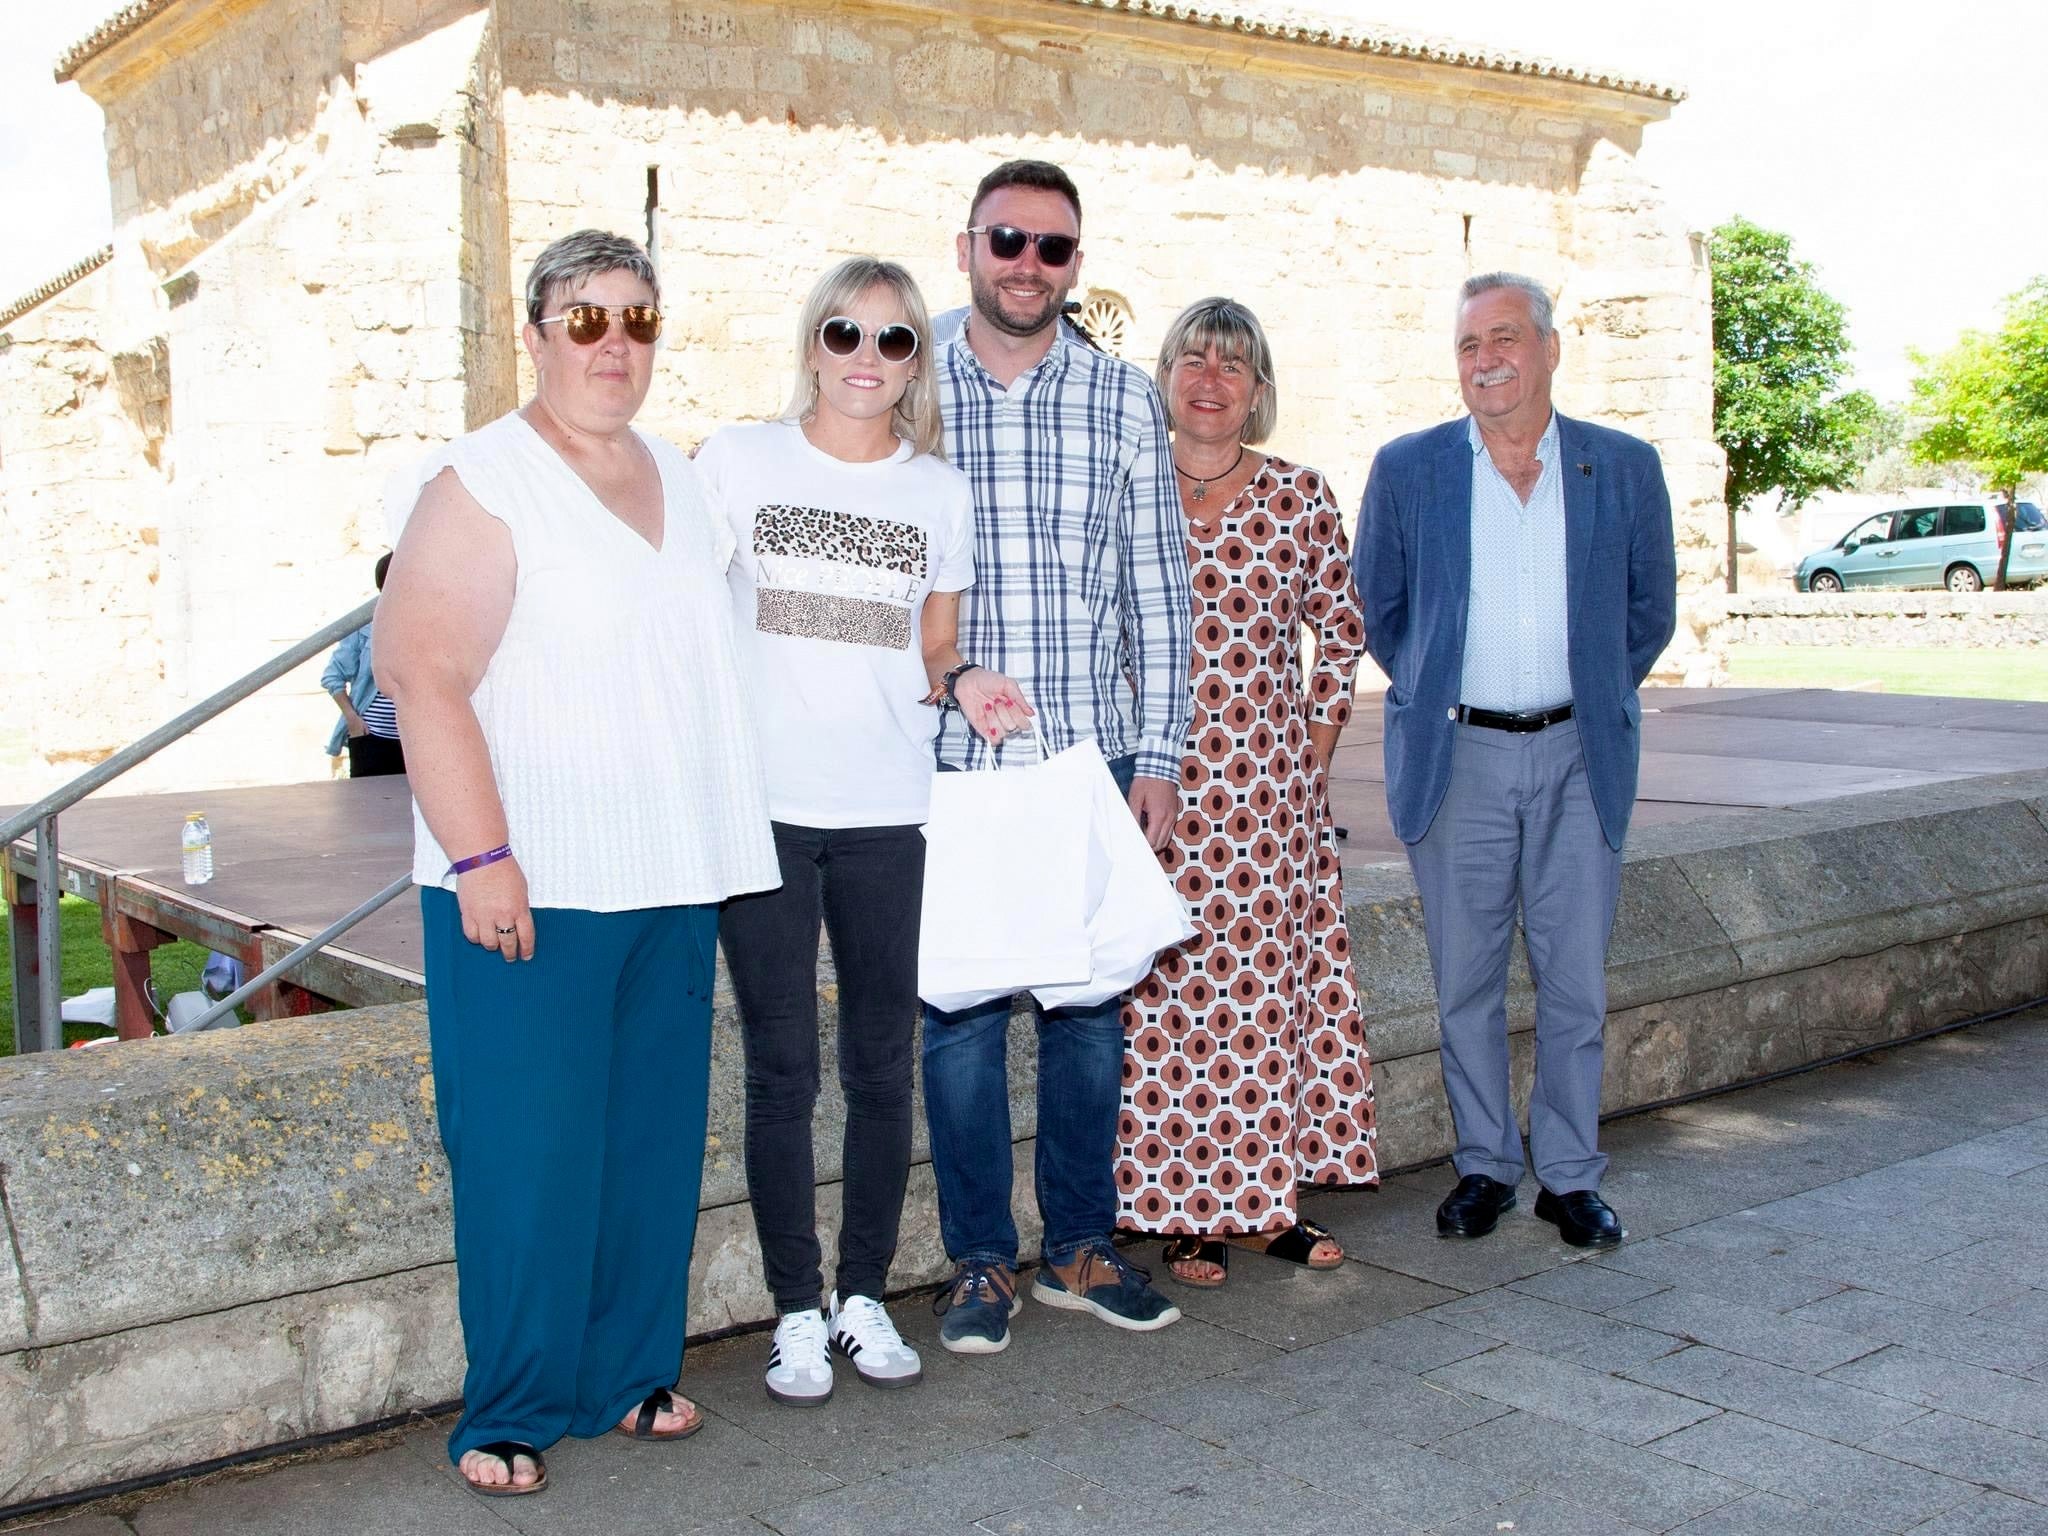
[447,843,513,878]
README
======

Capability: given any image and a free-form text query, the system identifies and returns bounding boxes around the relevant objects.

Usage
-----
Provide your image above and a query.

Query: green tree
[1909,279,2048,588]
[1709,217,1871,591]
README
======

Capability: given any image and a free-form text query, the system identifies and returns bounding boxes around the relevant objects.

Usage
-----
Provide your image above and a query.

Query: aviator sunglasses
[966,224,1078,267]
[818,315,921,363]
[535,303,663,345]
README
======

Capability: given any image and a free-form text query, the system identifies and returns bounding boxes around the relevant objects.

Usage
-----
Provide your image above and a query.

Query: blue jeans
[922,752,1137,1269]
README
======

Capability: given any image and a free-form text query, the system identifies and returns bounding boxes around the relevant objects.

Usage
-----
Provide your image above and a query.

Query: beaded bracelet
[447,843,513,878]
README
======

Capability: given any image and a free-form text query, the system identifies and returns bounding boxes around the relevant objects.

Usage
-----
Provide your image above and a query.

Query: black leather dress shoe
[1436,1174,1518,1238]
[1534,1188,1626,1248]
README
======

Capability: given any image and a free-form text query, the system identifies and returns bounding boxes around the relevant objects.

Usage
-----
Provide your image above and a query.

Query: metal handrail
[0,600,376,846]
[7,598,381,1053]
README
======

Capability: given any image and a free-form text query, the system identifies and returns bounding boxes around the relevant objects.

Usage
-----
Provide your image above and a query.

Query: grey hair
[1458,271,1555,337]
[783,257,944,460]
[1153,297,1278,446]
[524,229,660,325]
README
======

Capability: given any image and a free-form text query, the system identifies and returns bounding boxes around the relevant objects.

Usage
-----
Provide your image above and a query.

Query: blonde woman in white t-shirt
[698,258,1025,1406]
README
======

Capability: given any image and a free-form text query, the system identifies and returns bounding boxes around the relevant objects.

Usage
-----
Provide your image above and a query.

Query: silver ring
[494,925,517,936]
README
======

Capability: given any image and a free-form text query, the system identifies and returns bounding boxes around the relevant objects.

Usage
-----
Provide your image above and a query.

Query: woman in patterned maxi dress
[1116,298,1378,1286]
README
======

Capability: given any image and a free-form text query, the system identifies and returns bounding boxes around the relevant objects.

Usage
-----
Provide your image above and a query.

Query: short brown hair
[524,229,659,325]
[969,159,1081,229]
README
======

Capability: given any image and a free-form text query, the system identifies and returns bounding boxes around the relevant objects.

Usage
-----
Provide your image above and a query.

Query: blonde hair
[1154,297,1278,446]
[783,258,944,459]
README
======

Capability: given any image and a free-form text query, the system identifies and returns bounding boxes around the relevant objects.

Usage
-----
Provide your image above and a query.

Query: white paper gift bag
[1030,743,1196,1011]
[916,731,1095,1013]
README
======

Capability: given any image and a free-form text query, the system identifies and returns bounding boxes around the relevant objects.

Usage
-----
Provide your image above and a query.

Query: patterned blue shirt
[1460,412,1573,712]
[933,318,1194,782]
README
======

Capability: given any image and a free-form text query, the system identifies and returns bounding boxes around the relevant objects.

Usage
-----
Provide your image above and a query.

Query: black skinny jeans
[718,820,924,1314]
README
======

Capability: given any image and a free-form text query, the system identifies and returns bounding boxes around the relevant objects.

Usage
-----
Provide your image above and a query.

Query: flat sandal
[1161,1234,1229,1288]
[614,1386,703,1441]
[460,1441,546,1497]
[1227,1216,1344,1270]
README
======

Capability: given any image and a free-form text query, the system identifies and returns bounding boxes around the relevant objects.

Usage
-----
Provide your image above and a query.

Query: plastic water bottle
[180,812,214,885]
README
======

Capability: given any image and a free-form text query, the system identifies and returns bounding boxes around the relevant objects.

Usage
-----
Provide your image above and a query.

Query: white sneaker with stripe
[828,1291,923,1388]
[764,1307,833,1405]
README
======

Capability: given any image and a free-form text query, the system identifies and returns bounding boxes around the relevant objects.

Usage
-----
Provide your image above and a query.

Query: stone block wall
[495,0,1719,555]
[0,2,498,803]
[1694,592,2048,664]
[3,772,2045,1508]
[0,262,168,789]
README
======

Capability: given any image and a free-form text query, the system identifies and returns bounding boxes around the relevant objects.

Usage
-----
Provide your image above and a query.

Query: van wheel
[1808,570,1843,593]
[1946,564,1984,593]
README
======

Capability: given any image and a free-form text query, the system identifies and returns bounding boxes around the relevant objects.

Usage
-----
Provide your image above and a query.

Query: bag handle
[969,722,1049,772]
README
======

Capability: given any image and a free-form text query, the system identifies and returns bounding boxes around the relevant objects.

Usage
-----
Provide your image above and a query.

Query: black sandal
[1161,1235,1229,1288]
[460,1441,546,1497]
[614,1386,703,1441]
[1229,1217,1344,1270]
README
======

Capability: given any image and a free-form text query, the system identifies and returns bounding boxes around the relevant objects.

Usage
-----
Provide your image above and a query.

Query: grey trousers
[1405,717,1622,1193]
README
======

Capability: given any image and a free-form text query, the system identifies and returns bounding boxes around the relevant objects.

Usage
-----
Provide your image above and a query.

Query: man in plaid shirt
[922,160,1194,1354]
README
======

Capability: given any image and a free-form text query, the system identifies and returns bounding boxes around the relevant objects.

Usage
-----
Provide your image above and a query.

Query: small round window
[1076,292,1133,357]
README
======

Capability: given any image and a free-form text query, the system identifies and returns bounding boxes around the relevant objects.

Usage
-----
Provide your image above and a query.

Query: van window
[1943,506,1986,536]
[1895,509,1941,540]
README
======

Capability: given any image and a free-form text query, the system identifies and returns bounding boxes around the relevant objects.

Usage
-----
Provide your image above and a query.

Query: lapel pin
[1578,463,1593,477]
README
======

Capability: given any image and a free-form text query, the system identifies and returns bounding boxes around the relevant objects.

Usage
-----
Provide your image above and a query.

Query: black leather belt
[1456,702,1573,733]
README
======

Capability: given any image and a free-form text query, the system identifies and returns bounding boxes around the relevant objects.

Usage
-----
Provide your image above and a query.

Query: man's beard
[968,264,1066,339]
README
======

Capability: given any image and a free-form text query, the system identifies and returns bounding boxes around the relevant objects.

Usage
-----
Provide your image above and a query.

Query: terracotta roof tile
[54,1,178,83]
[1055,0,1683,101]
[56,0,1684,101]
[0,247,114,330]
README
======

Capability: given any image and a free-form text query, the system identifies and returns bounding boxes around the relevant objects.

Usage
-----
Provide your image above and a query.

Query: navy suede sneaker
[933,1259,1022,1355]
[1032,1241,1181,1331]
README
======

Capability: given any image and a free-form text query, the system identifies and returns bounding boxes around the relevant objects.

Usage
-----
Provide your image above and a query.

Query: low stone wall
[3,771,2047,1509]
[1698,591,2048,651]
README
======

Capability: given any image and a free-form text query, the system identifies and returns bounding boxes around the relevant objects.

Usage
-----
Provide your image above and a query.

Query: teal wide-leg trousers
[420,887,717,1465]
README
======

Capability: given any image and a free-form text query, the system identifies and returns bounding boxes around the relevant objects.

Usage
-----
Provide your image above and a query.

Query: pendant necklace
[1174,446,1247,505]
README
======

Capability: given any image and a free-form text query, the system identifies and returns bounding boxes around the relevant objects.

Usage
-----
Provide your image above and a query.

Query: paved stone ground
[18,1008,2048,1536]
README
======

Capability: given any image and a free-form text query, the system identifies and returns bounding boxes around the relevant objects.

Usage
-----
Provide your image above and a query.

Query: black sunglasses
[818,316,920,363]
[966,224,1079,268]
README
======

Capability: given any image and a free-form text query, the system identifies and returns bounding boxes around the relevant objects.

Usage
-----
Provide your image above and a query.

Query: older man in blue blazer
[1353,272,1677,1247]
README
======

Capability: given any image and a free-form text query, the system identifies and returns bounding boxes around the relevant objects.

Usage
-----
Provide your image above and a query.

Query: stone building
[0,0,1723,802]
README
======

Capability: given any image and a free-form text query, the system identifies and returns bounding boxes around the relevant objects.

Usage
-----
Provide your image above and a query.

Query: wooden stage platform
[9,686,2048,1039]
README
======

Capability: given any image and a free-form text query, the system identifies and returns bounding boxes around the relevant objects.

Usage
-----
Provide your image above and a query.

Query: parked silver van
[1795,500,2048,592]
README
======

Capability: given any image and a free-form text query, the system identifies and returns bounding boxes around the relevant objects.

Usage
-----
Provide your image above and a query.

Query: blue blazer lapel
[1437,421,1474,643]
[1557,412,1597,612]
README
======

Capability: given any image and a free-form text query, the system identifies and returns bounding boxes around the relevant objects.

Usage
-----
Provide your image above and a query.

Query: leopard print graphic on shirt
[751,505,929,649]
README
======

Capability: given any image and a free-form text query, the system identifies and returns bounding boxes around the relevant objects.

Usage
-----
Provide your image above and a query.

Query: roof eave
[56,0,1686,104]
[0,247,116,330]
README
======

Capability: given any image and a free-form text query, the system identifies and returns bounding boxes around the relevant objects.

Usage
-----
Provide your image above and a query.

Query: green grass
[0,895,222,1054]
[1723,646,2048,702]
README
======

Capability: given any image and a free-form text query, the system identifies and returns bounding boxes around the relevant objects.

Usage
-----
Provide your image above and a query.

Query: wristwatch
[941,661,982,705]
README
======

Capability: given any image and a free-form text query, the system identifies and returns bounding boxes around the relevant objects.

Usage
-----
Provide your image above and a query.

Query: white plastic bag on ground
[58,987,116,1027]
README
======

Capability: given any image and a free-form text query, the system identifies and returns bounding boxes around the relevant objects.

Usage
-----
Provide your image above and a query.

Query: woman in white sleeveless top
[376,230,777,1498]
